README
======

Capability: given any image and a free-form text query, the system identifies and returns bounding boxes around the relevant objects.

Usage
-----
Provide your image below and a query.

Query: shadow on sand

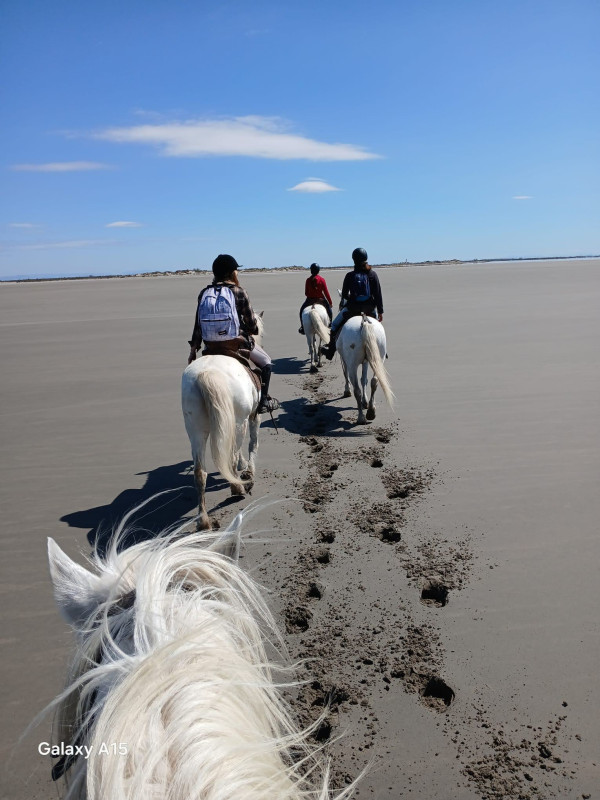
[61,460,230,556]
[272,356,307,375]
[261,396,371,438]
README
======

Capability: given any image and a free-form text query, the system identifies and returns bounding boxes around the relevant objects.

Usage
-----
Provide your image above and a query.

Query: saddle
[201,337,262,393]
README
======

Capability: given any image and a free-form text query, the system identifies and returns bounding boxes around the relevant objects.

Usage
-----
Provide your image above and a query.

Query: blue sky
[1,0,599,278]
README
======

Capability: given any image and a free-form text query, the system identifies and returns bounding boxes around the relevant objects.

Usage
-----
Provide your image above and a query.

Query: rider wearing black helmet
[321,248,384,360]
[188,254,280,414]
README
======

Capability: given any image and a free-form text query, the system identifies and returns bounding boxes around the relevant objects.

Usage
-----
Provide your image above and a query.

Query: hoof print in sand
[420,578,449,607]
[378,525,401,544]
[312,719,332,742]
[285,606,312,633]
[420,676,455,711]
[373,426,395,444]
[382,467,432,500]
[313,546,330,564]
[307,581,323,599]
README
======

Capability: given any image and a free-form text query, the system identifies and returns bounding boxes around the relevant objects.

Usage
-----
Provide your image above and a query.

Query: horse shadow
[61,461,229,556]
[261,396,370,438]
[272,356,306,375]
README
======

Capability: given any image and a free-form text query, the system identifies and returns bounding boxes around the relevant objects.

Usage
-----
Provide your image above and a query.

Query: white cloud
[288,178,342,193]
[512,195,533,200]
[16,239,116,250]
[8,222,41,228]
[95,116,380,161]
[11,161,112,172]
[106,221,143,228]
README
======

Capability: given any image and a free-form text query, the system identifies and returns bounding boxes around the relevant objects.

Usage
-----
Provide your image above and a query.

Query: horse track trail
[237,365,580,800]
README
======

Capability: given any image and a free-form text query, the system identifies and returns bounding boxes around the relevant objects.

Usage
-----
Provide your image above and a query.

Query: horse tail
[363,318,395,407]
[195,370,241,488]
[309,305,331,344]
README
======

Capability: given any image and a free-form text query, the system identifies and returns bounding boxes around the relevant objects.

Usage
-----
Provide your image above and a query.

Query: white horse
[181,318,264,530]
[301,304,330,372]
[44,501,345,800]
[337,313,394,424]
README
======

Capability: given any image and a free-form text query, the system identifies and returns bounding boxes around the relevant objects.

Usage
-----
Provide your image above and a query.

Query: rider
[298,263,333,334]
[321,247,384,360]
[188,254,279,414]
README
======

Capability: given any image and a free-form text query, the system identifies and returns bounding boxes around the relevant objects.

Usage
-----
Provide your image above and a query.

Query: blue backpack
[198,286,240,341]
[349,271,371,303]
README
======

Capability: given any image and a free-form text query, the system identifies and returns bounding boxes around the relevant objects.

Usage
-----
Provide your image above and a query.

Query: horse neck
[87,600,305,799]
[59,544,305,799]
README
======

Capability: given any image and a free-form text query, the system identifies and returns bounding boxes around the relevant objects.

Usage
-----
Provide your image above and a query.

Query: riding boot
[257,365,280,414]
[321,332,338,360]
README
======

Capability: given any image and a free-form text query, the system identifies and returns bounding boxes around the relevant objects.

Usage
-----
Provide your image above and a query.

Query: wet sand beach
[1,259,598,799]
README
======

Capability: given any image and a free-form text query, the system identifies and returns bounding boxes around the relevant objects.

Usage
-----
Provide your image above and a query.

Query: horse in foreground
[337,313,394,424]
[181,317,264,530]
[301,304,330,372]
[45,503,344,800]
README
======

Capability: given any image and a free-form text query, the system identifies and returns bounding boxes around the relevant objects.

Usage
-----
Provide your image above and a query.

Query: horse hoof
[196,515,211,531]
[230,484,245,497]
[356,417,368,425]
[310,365,318,373]
[366,407,376,420]
[239,470,254,482]
[244,481,254,495]
[343,389,352,398]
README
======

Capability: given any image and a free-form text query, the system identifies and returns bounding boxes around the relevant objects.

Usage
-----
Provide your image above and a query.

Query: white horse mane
[45,499,348,800]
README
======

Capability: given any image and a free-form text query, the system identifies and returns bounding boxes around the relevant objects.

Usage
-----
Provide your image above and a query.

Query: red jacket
[305,274,332,305]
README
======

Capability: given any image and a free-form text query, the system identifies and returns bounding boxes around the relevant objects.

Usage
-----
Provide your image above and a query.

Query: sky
[1,0,599,278]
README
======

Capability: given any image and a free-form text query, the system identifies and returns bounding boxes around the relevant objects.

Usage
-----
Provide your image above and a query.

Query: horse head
[255,310,265,344]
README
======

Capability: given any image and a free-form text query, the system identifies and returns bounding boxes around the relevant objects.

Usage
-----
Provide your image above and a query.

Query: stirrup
[257,396,280,414]
[298,327,305,335]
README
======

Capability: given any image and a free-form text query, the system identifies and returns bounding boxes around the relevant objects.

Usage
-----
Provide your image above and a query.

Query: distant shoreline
[2,254,598,284]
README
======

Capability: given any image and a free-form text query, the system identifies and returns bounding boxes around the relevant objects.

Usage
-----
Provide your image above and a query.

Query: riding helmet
[310,263,320,275]
[352,247,368,265]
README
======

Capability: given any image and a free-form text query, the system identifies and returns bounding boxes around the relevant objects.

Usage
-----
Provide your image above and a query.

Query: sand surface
[1,259,599,799]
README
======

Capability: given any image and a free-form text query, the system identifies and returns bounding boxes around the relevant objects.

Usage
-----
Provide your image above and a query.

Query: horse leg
[308,333,318,373]
[366,374,378,420]
[352,372,367,424]
[237,419,249,473]
[341,359,352,398]
[316,335,323,367]
[360,362,369,408]
[230,422,248,497]
[244,413,260,490]
[238,419,255,492]
[192,434,211,530]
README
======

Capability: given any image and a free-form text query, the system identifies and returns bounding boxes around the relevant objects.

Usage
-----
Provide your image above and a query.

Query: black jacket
[341,268,384,315]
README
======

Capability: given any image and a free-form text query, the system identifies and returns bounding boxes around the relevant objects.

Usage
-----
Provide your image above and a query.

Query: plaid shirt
[189,281,259,349]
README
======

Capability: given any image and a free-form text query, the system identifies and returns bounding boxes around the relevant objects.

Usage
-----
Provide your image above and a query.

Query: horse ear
[47,538,104,628]
[337,289,342,296]
[258,310,264,318]
[208,531,241,563]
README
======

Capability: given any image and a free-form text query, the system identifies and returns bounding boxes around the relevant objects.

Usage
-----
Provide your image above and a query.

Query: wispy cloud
[106,221,143,228]
[512,195,533,200]
[16,239,116,250]
[11,161,112,172]
[8,222,41,229]
[95,116,381,161]
[288,178,342,193]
